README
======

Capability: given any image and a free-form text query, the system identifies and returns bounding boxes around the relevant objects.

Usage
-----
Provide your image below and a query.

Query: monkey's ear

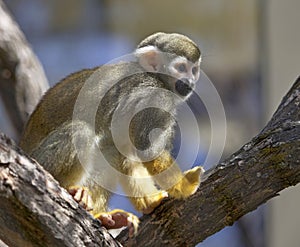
[135,46,162,72]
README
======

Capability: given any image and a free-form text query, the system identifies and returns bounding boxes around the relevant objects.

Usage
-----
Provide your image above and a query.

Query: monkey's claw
[95,209,139,237]
[68,186,94,211]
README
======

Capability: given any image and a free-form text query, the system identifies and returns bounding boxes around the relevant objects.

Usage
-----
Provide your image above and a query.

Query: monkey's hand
[68,186,94,211]
[95,209,139,237]
[167,166,204,199]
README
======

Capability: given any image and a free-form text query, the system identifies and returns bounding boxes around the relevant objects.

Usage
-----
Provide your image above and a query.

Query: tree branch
[0,0,48,137]
[117,77,300,246]
[0,134,121,247]
[0,76,299,246]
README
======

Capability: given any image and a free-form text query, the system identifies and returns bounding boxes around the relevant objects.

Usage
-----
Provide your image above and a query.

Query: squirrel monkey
[20,32,204,236]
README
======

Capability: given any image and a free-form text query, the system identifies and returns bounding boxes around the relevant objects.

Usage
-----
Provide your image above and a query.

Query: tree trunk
[0,133,121,247]
[0,0,48,137]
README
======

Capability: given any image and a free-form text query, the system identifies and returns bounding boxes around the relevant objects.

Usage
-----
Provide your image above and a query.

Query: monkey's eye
[176,64,187,73]
[192,66,199,75]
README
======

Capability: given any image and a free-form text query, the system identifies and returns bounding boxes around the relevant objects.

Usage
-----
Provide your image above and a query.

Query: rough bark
[0,134,121,247]
[117,77,300,246]
[0,0,48,137]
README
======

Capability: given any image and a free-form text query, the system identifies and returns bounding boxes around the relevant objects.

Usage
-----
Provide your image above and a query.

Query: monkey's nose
[175,78,194,96]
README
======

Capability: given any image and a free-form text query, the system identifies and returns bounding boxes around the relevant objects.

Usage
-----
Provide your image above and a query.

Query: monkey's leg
[30,121,139,234]
[120,158,168,214]
[30,121,101,209]
[80,184,138,236]
[145,151,204,199]
[30,121,95,188]
[69,182,139,236]
[68,185,140,236]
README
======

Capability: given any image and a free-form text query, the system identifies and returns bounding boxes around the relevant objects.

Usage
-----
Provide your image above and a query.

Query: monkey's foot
[167,166,205,199]
[68,186,94,211]
[132,190,168,215]
[95,209,139,237]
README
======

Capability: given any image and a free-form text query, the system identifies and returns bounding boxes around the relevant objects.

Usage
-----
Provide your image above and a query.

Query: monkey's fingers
[68,186,94,211]
[95,209,139,237]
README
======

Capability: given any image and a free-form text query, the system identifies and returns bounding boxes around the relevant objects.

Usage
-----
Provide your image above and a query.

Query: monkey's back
[20,68,95,153]
[19,63,144,154]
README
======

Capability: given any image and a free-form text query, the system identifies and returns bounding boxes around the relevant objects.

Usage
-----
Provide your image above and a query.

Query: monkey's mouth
[175,79,193,96]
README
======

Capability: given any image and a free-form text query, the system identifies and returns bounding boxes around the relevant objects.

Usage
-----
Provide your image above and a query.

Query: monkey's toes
[68,186,94,211]
[96,209,139,237]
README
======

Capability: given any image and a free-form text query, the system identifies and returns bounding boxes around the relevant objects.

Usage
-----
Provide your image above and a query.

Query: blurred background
[1,0,299,246]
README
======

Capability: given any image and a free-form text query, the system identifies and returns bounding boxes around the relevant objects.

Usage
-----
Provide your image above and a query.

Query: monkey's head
[135,32,201,98]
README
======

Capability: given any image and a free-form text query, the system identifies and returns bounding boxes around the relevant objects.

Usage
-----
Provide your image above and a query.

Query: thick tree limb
[0,0,48,136]
[0,76,299,247]
[117,77,300,246]
[0,134,121,247]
